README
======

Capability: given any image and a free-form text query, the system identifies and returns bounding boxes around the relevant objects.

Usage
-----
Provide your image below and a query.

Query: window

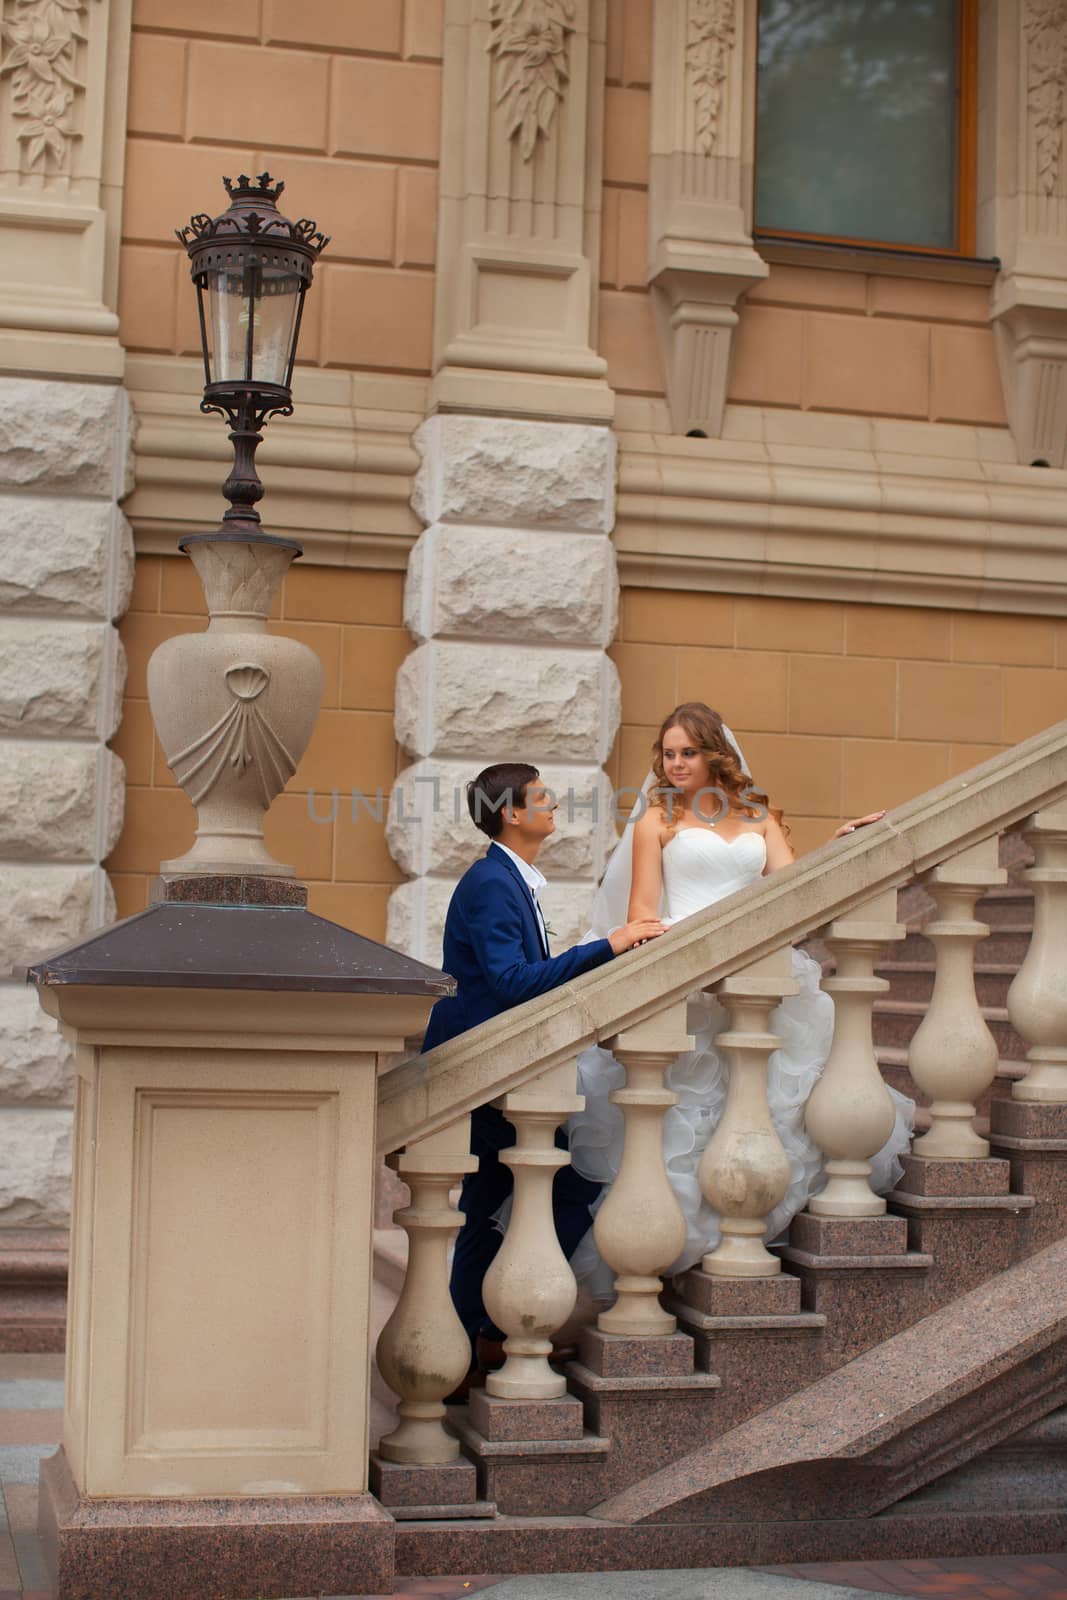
[755,0,976,255]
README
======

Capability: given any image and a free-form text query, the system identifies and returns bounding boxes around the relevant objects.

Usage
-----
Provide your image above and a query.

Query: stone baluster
[481,1061,586,1399]
[700,949,798,1277]
[593,1002,693,1336]
[376,1120,477,1465]
[806,889,906,1215]
[1008,805,1067,1103]
[909,839,1007,1157]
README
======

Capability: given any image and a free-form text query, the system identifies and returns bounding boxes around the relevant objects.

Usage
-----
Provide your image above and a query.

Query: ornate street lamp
[176,171,329,537]
[143,173,330,880]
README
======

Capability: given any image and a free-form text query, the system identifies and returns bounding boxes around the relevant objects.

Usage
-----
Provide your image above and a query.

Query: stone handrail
[377,717,1067,1157]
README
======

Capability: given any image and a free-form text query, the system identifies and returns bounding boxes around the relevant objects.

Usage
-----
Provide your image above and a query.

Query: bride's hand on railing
[610,918,666,953]
[832,810,887,840]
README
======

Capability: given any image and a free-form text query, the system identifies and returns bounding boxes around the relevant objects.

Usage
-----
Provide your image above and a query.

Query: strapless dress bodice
[661,826,767,921]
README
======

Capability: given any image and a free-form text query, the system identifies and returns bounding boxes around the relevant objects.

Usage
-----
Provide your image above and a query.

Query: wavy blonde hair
[650,702,788,836]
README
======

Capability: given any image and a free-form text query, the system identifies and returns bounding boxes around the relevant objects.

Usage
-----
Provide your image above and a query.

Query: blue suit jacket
[422,842,615,1052]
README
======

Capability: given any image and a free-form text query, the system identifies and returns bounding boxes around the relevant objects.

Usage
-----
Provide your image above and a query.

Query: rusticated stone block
[395,640,621,763]
[468,1386,585,1442]
[677,1269,801,1318]
[387,757,618,879]
[412,414,616,532]
[578,1327,695,1378]
[790,1211,909,1257]
[369,1452,478,1507]
[405,523,618,647]
[0,862,108,976]
[0,380,131,499]
[896,1154,1011,1196]
[0,621,123,739]
[0,984,74,1104]
[0,743,122,862]
[0,1107,73,1225]
[0,497,134,620]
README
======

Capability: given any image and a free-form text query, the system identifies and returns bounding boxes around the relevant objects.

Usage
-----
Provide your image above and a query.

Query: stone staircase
[375,733,1067,1585]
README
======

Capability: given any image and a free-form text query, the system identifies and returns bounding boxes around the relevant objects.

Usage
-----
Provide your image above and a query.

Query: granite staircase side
[394,1239,1067,1580]
[441,1118,1066,1522]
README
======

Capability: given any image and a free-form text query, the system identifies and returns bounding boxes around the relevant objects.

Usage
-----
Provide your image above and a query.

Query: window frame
[753,0,978,259]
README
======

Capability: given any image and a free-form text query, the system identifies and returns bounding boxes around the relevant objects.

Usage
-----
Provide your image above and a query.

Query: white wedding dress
[566,824,915,1299]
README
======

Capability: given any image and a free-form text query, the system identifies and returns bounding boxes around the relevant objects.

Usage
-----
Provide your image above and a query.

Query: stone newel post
[27,525,453,1600]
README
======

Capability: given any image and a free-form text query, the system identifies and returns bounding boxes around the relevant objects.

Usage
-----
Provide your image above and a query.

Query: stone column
[0,0,133,1326]
[386,414,620,965]
[0,383,132,1236]
[983,0,1067,465]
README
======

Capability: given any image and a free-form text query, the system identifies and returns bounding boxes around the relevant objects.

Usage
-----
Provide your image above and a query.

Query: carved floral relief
[686,0,736,156]
[1023,0,1067,195]
[487,0,576,160]
[0,0,97,173]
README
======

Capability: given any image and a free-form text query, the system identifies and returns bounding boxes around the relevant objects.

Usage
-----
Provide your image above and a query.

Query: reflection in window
[755,0,959,250]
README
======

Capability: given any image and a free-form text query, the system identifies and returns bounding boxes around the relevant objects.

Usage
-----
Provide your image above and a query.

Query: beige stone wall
[107,559,405,940]
[118,0,441,374]
[608,590,1067,855]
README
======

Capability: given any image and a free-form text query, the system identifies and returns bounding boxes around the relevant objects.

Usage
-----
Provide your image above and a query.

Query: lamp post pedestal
[29,894,449,1600]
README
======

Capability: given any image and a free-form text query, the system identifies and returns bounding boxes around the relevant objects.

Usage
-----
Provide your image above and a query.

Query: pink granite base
[40,1447,394,1600]
[157,875,308,907]
[789,1211,908,1257]
[578,1328,694,1377]
[467,1387,585,1442]
[990,1099,1067,1141]
[896,1154,1011,1197]
[369,1452,478,1507]
[677,1270,800,1318]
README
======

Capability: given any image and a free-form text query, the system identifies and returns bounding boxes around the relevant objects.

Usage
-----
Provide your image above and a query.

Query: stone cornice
[126,358,1067,613]
[614,408,1067,613]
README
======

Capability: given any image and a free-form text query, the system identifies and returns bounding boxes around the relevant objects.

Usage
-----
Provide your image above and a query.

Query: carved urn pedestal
[147,535,322,877]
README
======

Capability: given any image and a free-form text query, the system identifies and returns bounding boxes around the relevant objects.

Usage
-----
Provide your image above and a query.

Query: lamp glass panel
[207,262,302,386]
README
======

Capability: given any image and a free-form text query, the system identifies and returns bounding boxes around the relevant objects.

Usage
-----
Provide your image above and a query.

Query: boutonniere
[543,922,556,940]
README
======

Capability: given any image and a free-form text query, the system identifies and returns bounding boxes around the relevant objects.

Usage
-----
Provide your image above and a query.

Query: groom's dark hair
[467,762,540,838]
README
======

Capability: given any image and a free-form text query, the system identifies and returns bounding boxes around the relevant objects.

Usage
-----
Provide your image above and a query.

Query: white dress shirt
[493,842,550,954]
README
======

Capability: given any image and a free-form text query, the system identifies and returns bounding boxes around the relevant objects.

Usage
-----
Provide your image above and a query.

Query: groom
[422,761,664,1364]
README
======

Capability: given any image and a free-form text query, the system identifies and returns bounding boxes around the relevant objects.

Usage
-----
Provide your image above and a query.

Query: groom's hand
[609,918,666,954]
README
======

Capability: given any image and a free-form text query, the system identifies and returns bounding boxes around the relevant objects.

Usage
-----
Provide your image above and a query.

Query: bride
[566,701,915,1298]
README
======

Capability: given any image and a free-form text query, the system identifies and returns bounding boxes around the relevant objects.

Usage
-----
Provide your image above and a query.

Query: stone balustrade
[374,724,1067,1466]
